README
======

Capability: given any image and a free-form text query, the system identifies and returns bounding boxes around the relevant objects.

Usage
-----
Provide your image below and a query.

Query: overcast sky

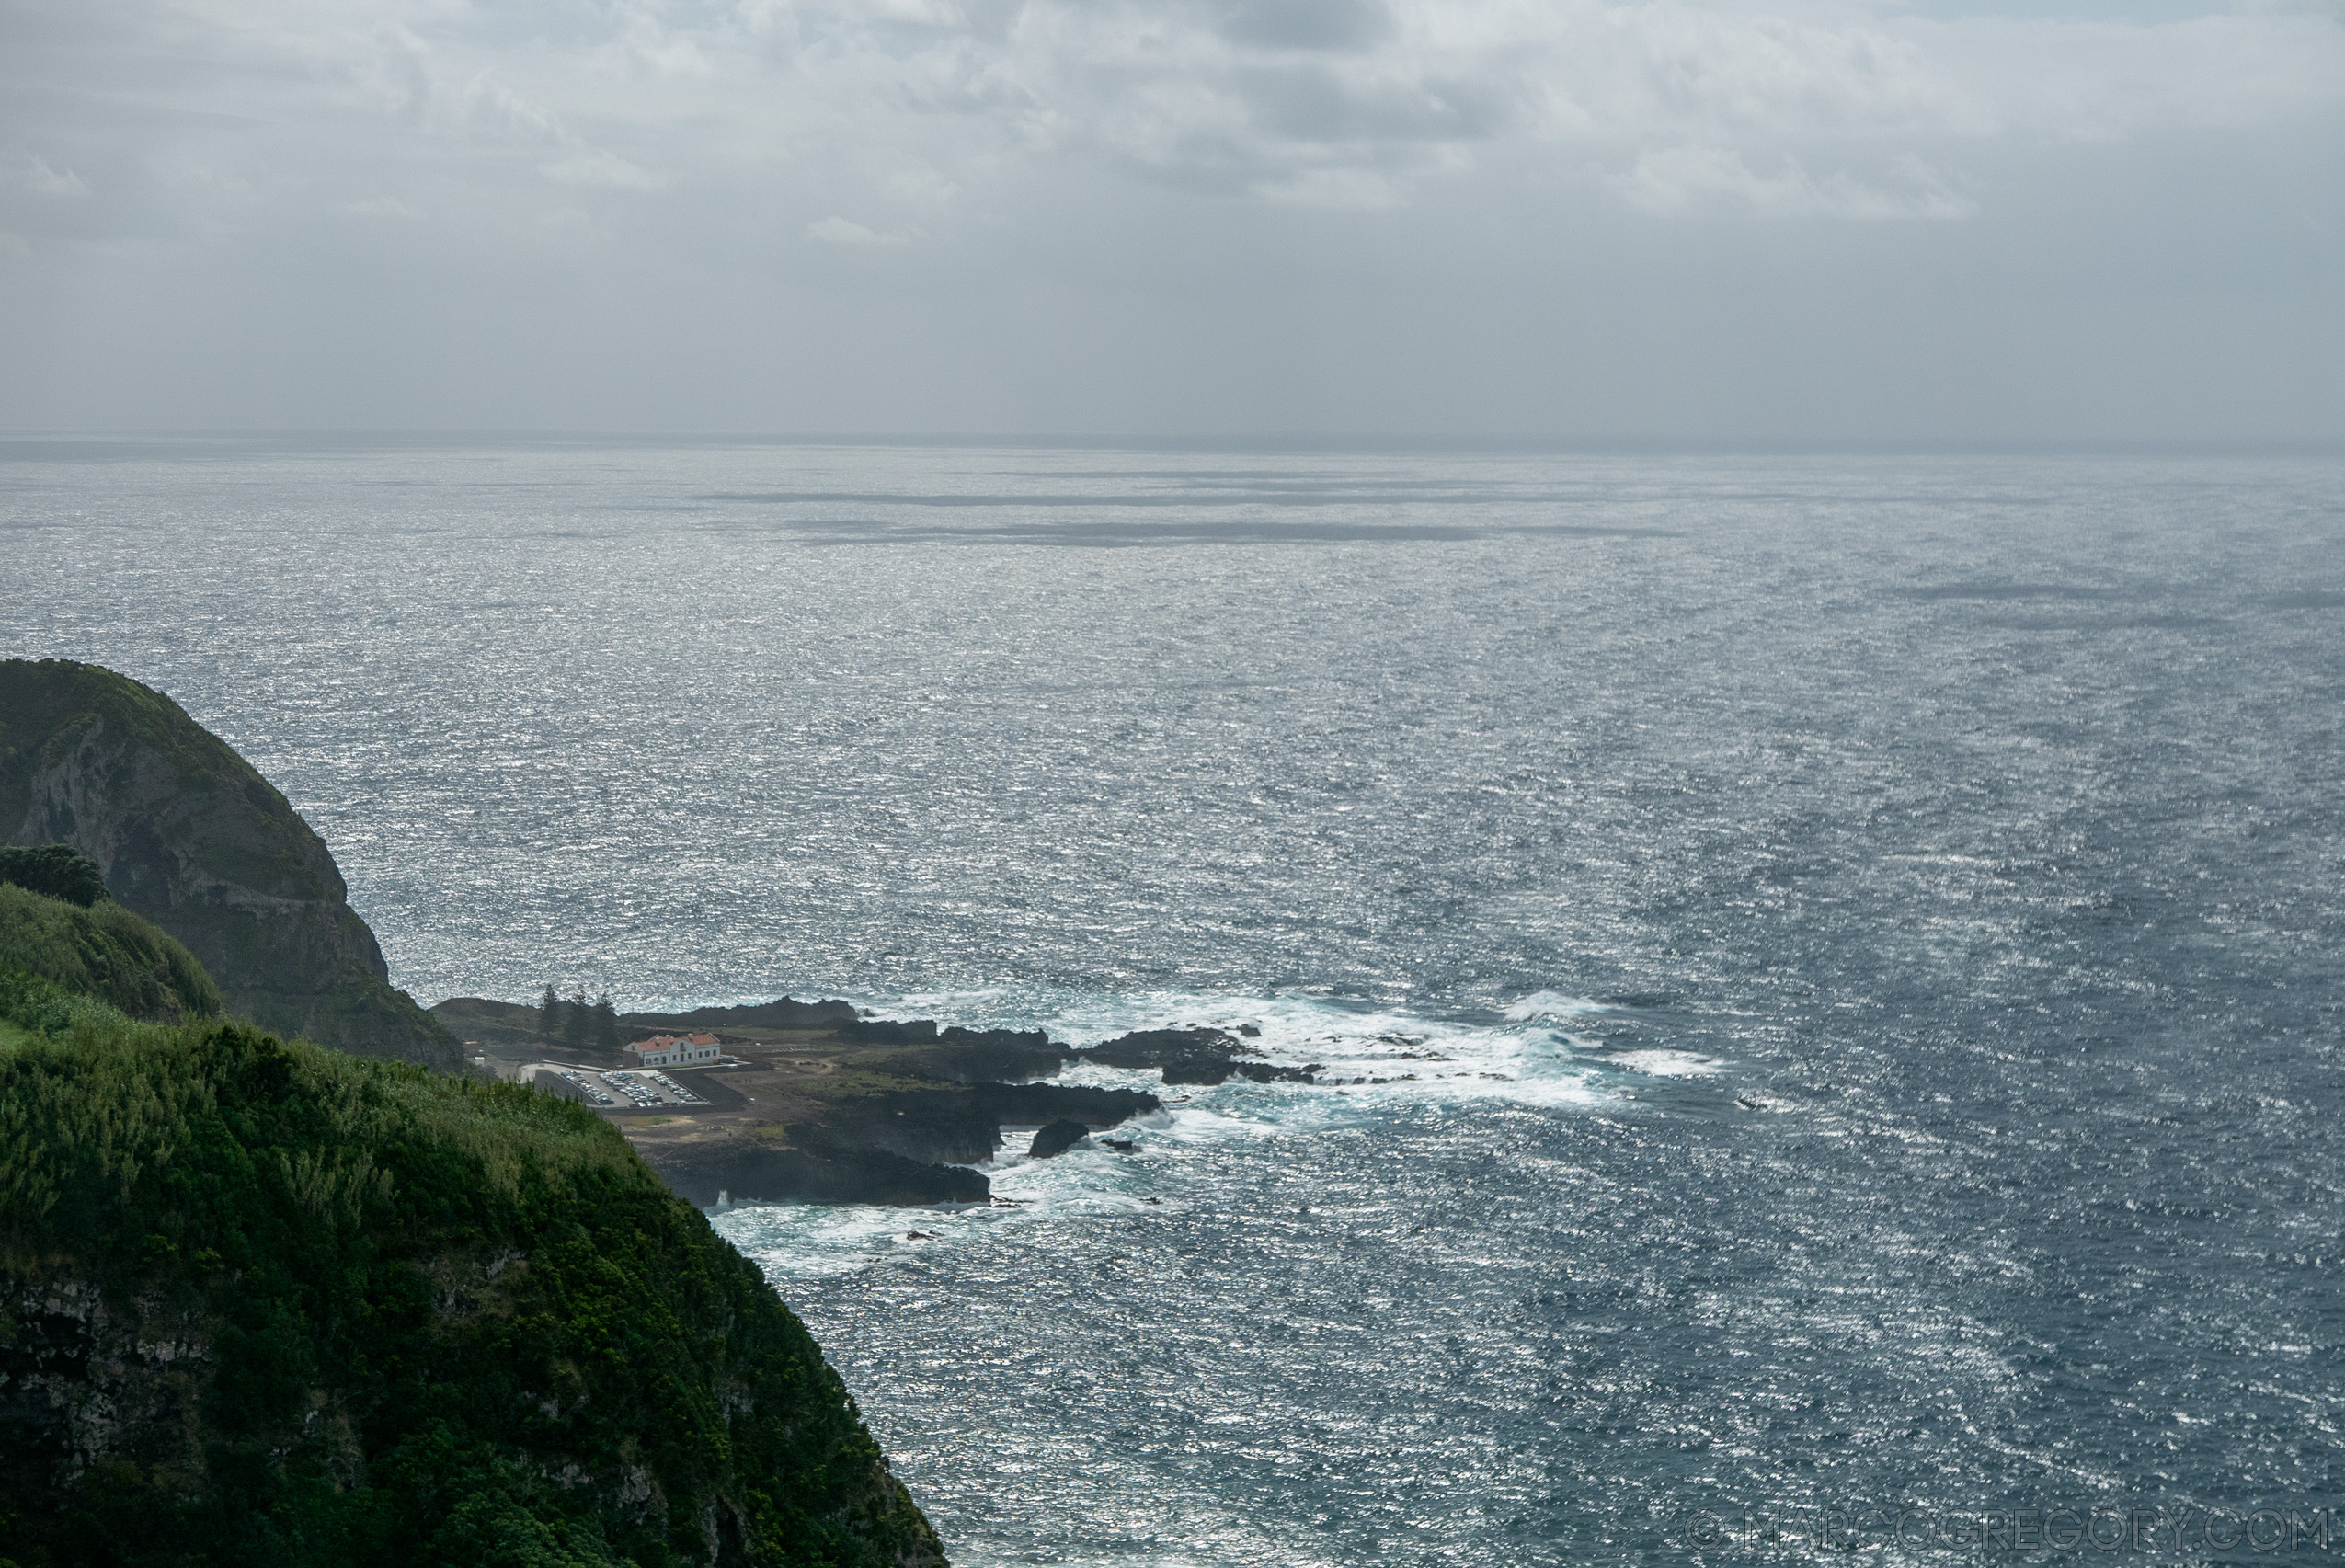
[1,0,2339,440]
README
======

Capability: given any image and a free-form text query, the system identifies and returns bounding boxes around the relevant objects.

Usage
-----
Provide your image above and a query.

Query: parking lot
[538,1065,707,1111]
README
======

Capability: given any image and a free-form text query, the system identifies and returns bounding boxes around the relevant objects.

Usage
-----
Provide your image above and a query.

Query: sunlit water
[4,437,2341,1562]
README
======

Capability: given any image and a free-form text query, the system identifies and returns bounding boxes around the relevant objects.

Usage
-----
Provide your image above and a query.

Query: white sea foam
[1502,990,1611,1023]
[715,985,1626,1279]
[715,1201,961,1278]
[899,984,1617,1114]
[1602,1048,1728,1078]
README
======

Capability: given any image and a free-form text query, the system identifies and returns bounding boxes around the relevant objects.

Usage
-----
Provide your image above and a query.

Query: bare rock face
[0,658,456,1069]
[1074,1026,1319,1087]
[1026,1120,1091,1159]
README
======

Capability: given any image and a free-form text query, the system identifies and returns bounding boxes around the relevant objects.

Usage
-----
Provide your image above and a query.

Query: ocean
[3,436,2340,1563]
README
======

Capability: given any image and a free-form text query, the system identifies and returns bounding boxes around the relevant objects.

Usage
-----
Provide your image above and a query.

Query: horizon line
[3,429,2342,460]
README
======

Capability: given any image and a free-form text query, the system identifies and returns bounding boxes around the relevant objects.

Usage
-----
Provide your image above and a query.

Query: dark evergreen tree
[593,992,620,1050]
[0,842,109,907]
[564,985,589,1046]
[538,982,559,1036]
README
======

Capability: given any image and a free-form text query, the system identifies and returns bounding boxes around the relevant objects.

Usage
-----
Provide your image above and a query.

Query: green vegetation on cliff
[0,659,456,1070]
[0,882,223,1024]
[0,968,945,1568]
[0,843,109,907]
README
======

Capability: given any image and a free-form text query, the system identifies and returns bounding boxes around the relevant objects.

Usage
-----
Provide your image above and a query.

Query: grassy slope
[0,884,223,1024]
[0,969,944,1568]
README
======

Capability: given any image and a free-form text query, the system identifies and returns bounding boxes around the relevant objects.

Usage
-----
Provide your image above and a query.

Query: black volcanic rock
[849,1024,1070,1084]
[621,994,859,1031]
[1081,1026,1245,1070]
[1235,1060,1321,1084]
[1027,1119,1091,1158]
[0,659,456,1069]
[840,1015,940,1044]
[1074,1024,1320,1086]
[805,1082,1159,1167]
[929,1025,1067,1080]
[656,1139,990,1207]
[974,1081,1158,1131]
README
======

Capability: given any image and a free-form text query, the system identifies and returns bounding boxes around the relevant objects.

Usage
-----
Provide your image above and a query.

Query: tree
[538,984,560,1036]
[0,842,109,907]
[564,986,589,1046]
[593,993,620,1051]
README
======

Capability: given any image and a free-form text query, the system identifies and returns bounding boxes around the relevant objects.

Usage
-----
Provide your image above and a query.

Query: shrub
[0,842,108,907]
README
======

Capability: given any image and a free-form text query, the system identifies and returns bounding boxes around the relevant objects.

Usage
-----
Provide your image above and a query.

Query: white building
[625,1032,721,1069]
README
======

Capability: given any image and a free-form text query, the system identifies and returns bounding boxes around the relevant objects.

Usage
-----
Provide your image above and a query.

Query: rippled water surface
[4,439,2342,1562]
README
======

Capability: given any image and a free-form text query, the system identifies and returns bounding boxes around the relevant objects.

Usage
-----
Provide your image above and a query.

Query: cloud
[741,0,2343,214]
[541,149,658,189]
[336,195,424,222]
[0,0,2339,440]
[1247,164,1416,210]
[806,214,912,244]
[0,153,90,199]
[1612,146,1976,221]
[5,0,2334,258]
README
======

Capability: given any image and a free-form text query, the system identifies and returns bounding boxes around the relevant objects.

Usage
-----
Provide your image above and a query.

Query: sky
[0,0,2339,441]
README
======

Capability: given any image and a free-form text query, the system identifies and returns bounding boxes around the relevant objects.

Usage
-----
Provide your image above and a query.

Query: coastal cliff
[0,659,456,1070]
[0,968,946,1567]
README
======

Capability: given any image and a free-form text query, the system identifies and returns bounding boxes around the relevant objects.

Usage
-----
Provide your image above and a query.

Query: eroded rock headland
[437,997,1321,1207]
